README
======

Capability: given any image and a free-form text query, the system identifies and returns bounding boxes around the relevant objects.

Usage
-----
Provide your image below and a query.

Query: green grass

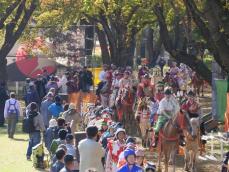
[0,123,48,172]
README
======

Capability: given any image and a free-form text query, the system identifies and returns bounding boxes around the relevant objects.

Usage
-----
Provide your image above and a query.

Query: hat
[29,83,34,87]
[145,162,156,171]
[135,149,145,157]
[115,128,126,137]
[66,134,74,141]
[49,119,57,128]
[124,70,130,75]
[164,87,172,95]
[124,149,135,159]
[68,103,76,110]
[55,95,61,102]
[126,142,136,149]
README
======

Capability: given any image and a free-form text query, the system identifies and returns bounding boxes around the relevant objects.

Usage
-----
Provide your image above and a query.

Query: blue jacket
[48,103,63,118]
[118,164,144,172]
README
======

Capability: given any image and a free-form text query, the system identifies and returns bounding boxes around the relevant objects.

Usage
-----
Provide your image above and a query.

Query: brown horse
[157,111,192,172]
[184,118,200,172]
[116,87,139,136]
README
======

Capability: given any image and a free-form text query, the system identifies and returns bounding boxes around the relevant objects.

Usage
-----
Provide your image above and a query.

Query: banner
[215,79,227,122]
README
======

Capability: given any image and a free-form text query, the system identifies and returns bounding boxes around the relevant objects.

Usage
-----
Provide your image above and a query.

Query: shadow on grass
[13,138,28,142]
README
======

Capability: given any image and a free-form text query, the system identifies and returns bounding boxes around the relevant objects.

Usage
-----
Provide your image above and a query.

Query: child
[51,149,65,172]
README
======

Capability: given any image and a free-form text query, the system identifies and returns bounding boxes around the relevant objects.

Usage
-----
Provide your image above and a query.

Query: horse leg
[157,152,162,172]
[184,148,189,171]
[164,151,169,172]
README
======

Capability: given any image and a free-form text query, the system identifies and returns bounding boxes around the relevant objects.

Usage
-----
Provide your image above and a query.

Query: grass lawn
[0,123,48,172]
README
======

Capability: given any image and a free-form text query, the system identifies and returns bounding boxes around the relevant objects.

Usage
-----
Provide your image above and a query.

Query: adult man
[0,82,8,127]
[26,102,45,160]
[48,96,64,119]
[4,92,20,138]
[78,126,105,172]
[117,149,144,172]
[99,64,109,82]
[79,66,93,92]
[62,103,81,134]
[60,154,75,172]
[153,87,180,147]
[24,84,40,106]
[34,74,46,102]
[40,92,54,128]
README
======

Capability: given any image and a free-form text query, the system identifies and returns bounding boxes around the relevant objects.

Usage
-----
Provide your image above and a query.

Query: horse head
[173,111,192,135]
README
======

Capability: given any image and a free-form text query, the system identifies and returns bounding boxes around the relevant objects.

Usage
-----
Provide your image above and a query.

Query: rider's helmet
[124,149,136,159]
[135,149,145,157]
[164,87,172,95]
[145,162,156,172]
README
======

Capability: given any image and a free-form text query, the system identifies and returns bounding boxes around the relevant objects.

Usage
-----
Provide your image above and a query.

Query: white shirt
[78,138,105,172]
[4,98,20,118]
[157,96,180,117]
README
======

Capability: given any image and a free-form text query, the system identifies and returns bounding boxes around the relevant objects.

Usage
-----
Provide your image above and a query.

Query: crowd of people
[0,61,229,172]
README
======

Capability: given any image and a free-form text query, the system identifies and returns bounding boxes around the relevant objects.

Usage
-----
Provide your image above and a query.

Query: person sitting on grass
[50,129,67,156]
[60,154,75,172]
[51,148,66,172]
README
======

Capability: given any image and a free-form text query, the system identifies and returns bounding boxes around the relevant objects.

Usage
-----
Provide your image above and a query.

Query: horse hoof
[184,167,189,171]
[168,160,173,165]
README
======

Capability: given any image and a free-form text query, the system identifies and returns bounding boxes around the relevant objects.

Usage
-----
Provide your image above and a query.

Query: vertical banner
[215,79,227,122]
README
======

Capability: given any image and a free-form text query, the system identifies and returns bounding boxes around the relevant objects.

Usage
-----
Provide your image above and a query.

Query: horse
[157,111,192,172]
[184,118,200,172]
[116,87,139,136]
[191,72,204,97]
[136,97,152,147]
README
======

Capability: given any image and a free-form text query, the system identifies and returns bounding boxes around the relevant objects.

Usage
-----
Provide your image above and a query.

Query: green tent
[215,79,227,122]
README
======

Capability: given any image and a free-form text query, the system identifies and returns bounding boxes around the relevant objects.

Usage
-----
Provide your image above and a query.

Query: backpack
[22,111,38,133]
[7,100,17,115]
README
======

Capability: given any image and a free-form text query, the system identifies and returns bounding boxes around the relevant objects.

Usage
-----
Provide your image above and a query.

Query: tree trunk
[96,27,111,64]
[153,4,212,84]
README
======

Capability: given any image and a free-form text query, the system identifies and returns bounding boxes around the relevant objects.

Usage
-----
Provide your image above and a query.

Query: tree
[0,0,38,83]
[152,1,212,83]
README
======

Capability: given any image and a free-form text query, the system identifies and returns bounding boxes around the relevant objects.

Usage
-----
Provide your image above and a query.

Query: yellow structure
[89,67,102,85]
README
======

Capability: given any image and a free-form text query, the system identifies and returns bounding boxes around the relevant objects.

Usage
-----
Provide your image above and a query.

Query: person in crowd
[56,117,71,136]
[41,92,54,128]
[106,128,126,172]
[78,126,105,172]
[99,75,111,108]
[117,149,144,172]
[65,134,79,172]
[24,84,40,106]
[99,64,109,82]
[135,149,145,168]
[100,124,116,149]
[0,82,9,127]
[43,69,50,82]
[62,103,81,134]
[48,95,64,119]
[44,119,58,152]
[50,129,68,156]
[4,92,20,138]
[51,148,66,172]
[60,154,75,172]
[46,76,59,93]
[34,74,47,102]
[153,87,180,147]
[118,70,133,90]
[26,102,45,160]
[59,72,68,94]
[79,66,93,92]
[23,78,32,96]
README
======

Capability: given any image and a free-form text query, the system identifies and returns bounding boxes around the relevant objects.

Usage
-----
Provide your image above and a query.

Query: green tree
[0,0,38,83]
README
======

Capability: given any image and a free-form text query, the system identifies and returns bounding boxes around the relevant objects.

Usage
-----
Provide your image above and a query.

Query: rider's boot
[152,132,158,148]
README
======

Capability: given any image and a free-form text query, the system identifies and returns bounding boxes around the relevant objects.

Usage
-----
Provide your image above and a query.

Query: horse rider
[152,87,180,147]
